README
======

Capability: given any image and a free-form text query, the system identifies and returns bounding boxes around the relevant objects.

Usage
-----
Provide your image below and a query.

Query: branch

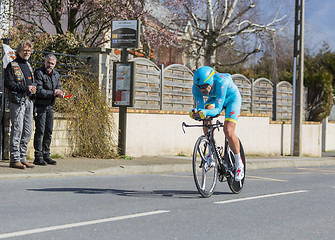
[215,0,227,30]
[216,47,261,66]
[221,0,239,29]
[15,15,47,33]
[182,2,207,37]
[206,0,214,31]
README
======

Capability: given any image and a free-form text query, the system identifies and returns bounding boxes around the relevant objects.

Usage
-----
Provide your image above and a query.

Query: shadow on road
[27,187,232,199]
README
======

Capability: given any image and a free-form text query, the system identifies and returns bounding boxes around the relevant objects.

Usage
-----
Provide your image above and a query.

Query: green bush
[8,24,84,54]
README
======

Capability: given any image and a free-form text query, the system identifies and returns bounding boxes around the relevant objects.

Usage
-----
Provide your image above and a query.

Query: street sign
[112,62,135,107]
[111,20,140,49]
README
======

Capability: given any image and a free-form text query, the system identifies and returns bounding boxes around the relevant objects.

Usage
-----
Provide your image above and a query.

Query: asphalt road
[0,166,334,240]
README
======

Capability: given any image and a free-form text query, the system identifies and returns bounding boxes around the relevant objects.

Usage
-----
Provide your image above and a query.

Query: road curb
[247,159,335,170]
[93,164,192,175]
[0,159,335,180]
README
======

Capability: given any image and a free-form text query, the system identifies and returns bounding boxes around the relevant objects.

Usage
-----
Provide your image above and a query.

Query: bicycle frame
[182,119,227,171]
[182,118,223,159]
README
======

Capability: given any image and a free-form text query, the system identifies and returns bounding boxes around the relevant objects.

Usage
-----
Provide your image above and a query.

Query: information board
[111,20,140,49]
[112,62,135,107]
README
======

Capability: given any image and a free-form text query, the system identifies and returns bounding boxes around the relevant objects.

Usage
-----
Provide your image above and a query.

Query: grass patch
[120,155,133,160]
[51,154,63,159]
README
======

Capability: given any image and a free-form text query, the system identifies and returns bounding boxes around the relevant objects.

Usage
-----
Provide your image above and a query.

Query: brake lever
[182,122,186,134]
[215,119,224,131]
[216,119,224,126]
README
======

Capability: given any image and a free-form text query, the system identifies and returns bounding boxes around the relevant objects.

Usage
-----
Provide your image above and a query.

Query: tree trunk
[204,44,216,67]
[68,8,78,34]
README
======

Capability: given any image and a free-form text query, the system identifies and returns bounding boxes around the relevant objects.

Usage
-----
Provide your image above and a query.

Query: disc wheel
[226,139,246,194]
[192,135,218,198]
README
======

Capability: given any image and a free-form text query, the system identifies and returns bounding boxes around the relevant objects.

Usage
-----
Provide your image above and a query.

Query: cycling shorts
[205,94,241,124]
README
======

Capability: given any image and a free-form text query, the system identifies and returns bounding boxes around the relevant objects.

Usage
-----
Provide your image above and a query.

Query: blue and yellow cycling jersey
[192,73,242,123]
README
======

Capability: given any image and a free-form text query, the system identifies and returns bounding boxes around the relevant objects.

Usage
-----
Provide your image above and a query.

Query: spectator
[4,40,36,169]
[33,54,64,166]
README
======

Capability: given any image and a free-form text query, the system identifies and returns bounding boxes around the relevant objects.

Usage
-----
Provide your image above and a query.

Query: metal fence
[0,47,88,79]
[30,50,88,77]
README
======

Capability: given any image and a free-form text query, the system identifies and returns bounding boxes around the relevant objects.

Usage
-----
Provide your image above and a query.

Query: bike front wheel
[192,135,218,198]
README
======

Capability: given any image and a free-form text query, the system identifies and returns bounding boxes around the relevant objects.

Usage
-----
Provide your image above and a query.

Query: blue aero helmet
[193,66,215,86]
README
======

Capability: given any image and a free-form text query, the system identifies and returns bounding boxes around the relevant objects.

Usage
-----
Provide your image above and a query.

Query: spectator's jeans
[9,99,34,163]
[34,105,54,160]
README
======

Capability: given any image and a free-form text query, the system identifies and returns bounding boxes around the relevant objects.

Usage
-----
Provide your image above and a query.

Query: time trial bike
[182,117,246,198]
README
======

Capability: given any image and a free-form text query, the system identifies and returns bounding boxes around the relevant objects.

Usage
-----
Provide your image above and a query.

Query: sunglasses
[196,84,209,90]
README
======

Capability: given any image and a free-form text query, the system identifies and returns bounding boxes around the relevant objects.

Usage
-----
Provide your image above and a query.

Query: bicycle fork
[198,140,214,172]
[225,143,237,178]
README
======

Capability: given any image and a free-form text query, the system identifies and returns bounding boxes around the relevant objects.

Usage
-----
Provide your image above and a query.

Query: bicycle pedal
[216,146,223,155]
[218,174,226,182]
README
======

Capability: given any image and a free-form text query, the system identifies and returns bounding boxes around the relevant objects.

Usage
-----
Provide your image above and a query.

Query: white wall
[28,113,324,158]
[324,120,335,151]
[119,112,322,157]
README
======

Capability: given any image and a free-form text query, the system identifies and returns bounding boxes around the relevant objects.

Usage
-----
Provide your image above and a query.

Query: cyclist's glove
[197,110,206,120]
[189,108,197,119]
[189,108,207,120]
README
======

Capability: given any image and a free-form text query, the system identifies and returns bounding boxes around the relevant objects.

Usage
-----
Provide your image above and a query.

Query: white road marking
[214,190,309,204]
[159,174,192,178]
[247,175,288,182]
[297,168,335,173]
[0,210,170,239]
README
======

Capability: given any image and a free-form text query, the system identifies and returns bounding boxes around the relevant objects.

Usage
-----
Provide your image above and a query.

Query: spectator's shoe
[33,159,48,166]
[44,158,57,165]
[9,162,26,169]
[234,159,244,181]
[21,161,35,168]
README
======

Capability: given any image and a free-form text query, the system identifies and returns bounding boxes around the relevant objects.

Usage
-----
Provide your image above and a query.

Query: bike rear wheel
[226,139,246,194]
[192,135,218,198]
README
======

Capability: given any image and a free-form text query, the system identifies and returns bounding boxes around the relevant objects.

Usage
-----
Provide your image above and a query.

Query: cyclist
[189,66,244,181]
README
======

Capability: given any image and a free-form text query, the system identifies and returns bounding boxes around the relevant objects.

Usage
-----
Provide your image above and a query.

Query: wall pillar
[78,47,111,95]
[322,117,328,152]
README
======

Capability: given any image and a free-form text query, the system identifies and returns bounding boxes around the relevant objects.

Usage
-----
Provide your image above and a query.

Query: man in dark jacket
[4,40,36,169]
[33,54,64,166]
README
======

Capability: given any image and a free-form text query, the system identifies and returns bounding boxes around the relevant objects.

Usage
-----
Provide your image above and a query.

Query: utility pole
[291,0,305,156]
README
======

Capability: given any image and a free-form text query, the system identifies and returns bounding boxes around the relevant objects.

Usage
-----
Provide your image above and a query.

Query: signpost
[111,20,140,156]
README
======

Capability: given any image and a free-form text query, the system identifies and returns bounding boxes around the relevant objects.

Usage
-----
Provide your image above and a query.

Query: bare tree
[7,0,178,59]
[168,0,287,68]
[10,0,147,47]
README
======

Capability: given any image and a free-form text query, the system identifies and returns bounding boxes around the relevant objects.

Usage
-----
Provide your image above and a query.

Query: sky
[260,0,335,52]
[1,0,334,52]
[304,0,335,51]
